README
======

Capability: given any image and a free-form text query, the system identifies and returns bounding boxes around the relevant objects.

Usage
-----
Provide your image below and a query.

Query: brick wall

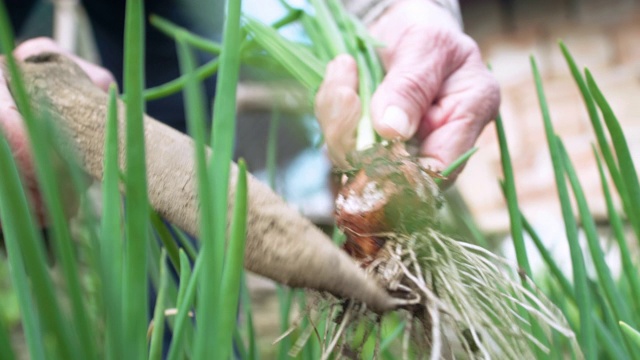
[455,0,640,233]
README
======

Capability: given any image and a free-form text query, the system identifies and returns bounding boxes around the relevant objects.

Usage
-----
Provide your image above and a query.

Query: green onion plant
[0,0,638,358]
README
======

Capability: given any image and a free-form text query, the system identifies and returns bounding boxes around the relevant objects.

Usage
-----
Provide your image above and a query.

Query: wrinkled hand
[0,37,114,225]
[316,0,500,182]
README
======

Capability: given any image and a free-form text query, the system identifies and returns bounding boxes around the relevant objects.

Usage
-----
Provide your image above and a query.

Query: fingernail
[380,106,412,139]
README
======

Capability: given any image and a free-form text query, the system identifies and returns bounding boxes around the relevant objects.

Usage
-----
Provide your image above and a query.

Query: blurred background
[458,0,640,235]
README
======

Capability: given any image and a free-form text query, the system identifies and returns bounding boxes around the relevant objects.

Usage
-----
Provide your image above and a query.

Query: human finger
[315,54,362,168]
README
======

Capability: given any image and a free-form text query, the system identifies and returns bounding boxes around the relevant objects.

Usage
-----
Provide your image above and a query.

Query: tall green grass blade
[496,112,531,276]
[27,96,96,360]
[211,159,248,359]
[620,322,640,349]
[521,215,573,297]
[101,84,124,360]
[267,106,280,190]
[0,5,81,358]
[171,225,198,261]
[276,287,294,360]
[149,210,181,273]
[0,308,15,360]
[233,327,249,359]
[0,135,45,360]
[149,251,169,360]
[556,138,632,358]
[122,0,149,358]
[176,250,192,308]
[585,69,640,243]
[531,56,595,358]
[143,58,220,101]
[300,13,332,61]
[195,0,243,356]
[595,317,630,360]
[241,275,258,360]
[308,0,347,56]
[594,149,640,317]
[559,42,624,196]
[558,139,635,326]
[167,255,202,360]
[151,15,222,54]
[243,17,325,91]
[591,278,634,358]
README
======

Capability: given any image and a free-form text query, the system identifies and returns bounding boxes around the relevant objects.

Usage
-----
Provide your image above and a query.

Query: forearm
[341,0,462,26]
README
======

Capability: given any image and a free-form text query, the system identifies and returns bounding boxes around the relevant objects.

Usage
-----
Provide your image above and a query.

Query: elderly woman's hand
[0,37,114,225]
[316,0,500,182]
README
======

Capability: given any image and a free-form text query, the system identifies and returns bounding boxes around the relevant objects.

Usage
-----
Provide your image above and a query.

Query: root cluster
[282,143,577,359]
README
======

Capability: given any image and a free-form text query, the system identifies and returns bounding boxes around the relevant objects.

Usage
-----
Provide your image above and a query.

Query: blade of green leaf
[585,69,640,243]
[495,111,531,276]
[149,250,169,360]
[149,210,181,273]
[531,56,595,358]
[276,286,294,360]
[211,159,249,359]
[559,42,624,198]
[558,139,635,327]
[435,147,478,185]
[0,4,81,357]
[195,0,243,356]
[594,148,640,318]
[243,17,325,91]
[620,322,640,348]
[0,307,15,360]
[143,58,220,100]
[0,133,45,360]
[167,254,201,360]
[100,84,125,360]
[151,15,222,54]
[176,250,192,308]
[241,274,258,360]
[122,0,149,358]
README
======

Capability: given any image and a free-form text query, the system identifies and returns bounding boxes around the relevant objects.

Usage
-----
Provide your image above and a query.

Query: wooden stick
[7,52,395,312]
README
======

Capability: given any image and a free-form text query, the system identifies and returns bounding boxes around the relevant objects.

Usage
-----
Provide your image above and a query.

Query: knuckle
[15,37,58,58]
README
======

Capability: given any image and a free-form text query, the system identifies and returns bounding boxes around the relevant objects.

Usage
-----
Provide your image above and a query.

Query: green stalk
[0,134,45,360]
[620,322,640,348]
[101,85,124,360]
[149,251,169,360]
[585,70,640,244]
[151,15,222,54]
[594,149,640,317]
[495,112,531,276]
[531,56,595,358]
[559,42,624,200]
[241,275,258,360]
[0,3,81,358]
[149,210,181,273]
[195,0,243,356]
[143,58,220,100]
[243,17,325,90]
[167,255,202,360]
[122,0,149,358]
[0,307,15,360]
[558,140,634,326]
[211,159,249,360]
[558,139,634,357]
[308,0,348,55]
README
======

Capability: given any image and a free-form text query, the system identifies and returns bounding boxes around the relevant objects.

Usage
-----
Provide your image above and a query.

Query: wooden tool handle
[10,52,395,312]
